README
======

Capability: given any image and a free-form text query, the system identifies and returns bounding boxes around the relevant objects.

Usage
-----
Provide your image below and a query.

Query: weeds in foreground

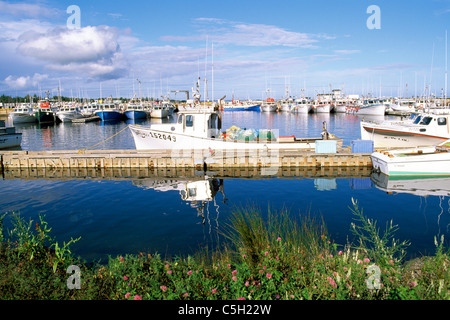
[0,201,448,300]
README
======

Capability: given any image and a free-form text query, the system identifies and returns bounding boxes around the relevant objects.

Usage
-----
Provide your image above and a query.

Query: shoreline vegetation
[0,198,448,300]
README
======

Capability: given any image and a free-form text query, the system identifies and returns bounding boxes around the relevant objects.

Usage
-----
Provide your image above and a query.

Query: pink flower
[160,285,167,292]
[364,258,370,263]
[123,276,128,281]
[237,297,246,300]
[134,295,142,300]
[187,270,193,276]
[338,251,343,255]
[212,288,218,294]
[245,281,250,287]
[119,256,124,262]
[232,269,238,276]
[277,237,281,241]
[167,270,172,274]
[410,281,417,288]
[125,292,131,299]
[232,276,237,282]
[327,276,337,288]
[183,292,189,297]
[266,273,272,279]
[264,251,269,256]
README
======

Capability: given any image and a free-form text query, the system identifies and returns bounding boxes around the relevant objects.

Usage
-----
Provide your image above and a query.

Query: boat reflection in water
[371,172,450,197]
[132,176,225,225]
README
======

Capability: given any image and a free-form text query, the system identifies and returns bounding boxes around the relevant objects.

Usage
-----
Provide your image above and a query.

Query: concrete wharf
[0,147,373,173]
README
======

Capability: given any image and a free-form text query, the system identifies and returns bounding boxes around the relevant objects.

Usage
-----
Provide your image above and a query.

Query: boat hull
[223,104,261,112]
[261,104,278,112]
[129,125,317,151]
[0,132,22,149]
[360,121,448,148]
[371,148,450,176]
[95,110,124,121]
[124,110,147,120]
[9,113,36,124]
[353,104,386,116]
[35,109,56,124]
[313,104,331,113]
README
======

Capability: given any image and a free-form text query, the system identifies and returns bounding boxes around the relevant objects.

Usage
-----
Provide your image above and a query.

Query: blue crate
[351,140,373,153]
[315,140,337,153]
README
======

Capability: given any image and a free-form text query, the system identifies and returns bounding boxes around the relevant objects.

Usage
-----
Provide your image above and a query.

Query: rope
[78,124,131,154]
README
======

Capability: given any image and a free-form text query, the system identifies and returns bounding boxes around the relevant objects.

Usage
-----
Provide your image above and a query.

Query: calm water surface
[1,111,449,262]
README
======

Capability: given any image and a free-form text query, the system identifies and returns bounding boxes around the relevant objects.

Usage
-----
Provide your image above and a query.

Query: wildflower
[165,264,170,269]
[160,285,167,292]
[242,254,247,258]
[187,270,193,276]
[276,294,280,299]
[134,295,142,300]
[277,237,281,241]
[227,264,231,268]
[338,251,343,255]
[266,273,272,279]
[232,276,237,282]
[364,258,370,263]
[183,292,189,297]
[123,276,128,281]
[327,276,337,288]
[410,281,417,288]
[232,270,238,276]
[167,270,172,274]
[237,297,246,300]
[125,292,131,299]
[264,251,269,256]
[245,281,250,287]
[212,288,218,294]
[119,256,124,262]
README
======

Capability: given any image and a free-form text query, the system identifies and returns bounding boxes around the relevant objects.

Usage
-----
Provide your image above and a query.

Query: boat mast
[445,30,448,108]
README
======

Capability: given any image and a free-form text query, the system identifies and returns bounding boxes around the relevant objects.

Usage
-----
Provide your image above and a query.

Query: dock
[0,148,373,172]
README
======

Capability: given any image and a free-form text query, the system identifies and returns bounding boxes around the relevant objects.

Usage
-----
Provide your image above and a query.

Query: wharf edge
[0,148,372,171]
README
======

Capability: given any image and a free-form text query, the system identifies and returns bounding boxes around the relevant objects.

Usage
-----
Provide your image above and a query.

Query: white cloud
[16,26,128,80]
[4,73,48,88]
[0,1,62,18]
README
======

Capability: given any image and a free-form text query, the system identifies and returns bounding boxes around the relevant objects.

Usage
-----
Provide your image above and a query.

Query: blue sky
[0,0,449,100]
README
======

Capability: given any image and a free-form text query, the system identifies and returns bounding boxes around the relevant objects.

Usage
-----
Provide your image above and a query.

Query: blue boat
[221,100,261,112]
[94,103,124,121]
[124,104,148,120]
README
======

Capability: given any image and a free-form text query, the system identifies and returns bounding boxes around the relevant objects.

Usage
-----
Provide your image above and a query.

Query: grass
[0,199,448,300]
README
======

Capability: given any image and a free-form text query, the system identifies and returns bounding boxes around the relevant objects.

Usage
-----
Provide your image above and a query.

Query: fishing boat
[129,105,336,151]
[312,100,332,113]
[8,105,37,123]
[34,100,57,124]
[361,111,450,148]
[124,104,148,120]
[348,99,386,116]
[260,98,278,112]
[371,140,450,176]
[94,102,124,121]
[390,99,416,112]
[151,103,170,118]
[292,98,312,113]
[222,100,261,111]
[56,104,85,122]
[0,120,22,149]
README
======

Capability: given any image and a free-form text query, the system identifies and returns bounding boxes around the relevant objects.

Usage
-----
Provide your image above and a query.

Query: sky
[0,0,449,101]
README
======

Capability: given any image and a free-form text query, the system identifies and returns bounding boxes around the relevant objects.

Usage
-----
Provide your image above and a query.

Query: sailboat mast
[445,30,448,108]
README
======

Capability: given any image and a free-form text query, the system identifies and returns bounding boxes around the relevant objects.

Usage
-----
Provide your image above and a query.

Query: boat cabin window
[419,116,433,125]
[413,116,422,124]
[438,117,447,125]
[177,114,183,124]
[186,115,194,127]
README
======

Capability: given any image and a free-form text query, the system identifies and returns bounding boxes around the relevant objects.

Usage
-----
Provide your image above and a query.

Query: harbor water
[1,111,449,263]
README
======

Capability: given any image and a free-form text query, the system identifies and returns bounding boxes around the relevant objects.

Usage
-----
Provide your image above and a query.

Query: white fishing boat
[8,105,36,123]
[260,98,278,112]
[0,120,22,149]
[312,101,332,113]
[151,103,170,118]
[292,99,312,113]
[390,99,416,112]
[129,106,334,151]
[349,99,386,116]
[361,111,450,148]
[371,140,450,176]
[56,104,85,122]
